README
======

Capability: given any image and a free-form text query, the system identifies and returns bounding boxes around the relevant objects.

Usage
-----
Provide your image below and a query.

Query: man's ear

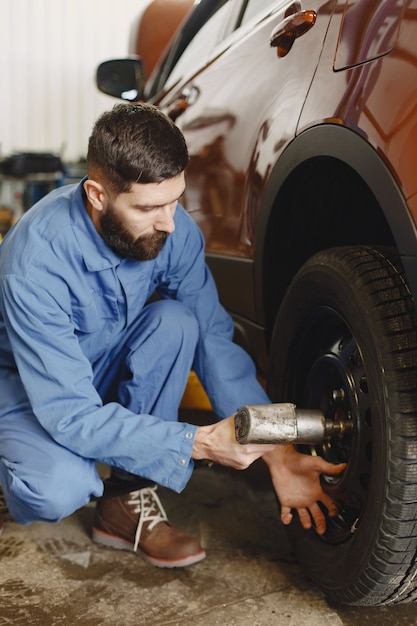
[83,179,107,212]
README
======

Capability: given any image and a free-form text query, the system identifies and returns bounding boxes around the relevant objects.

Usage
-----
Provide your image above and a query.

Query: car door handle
[270,10,317,58]
[167,84,200,122]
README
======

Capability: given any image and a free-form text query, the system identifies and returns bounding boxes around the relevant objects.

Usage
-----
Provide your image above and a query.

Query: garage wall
[0,0,150,163]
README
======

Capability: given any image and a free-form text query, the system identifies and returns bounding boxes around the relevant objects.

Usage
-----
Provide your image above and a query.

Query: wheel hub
[299,317,371,543]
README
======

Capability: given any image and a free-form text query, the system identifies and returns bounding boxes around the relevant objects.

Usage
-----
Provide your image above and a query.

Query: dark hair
[86,103,189,195]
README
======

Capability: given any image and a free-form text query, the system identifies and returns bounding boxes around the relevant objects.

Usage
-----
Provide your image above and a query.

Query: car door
[159,0,337,268]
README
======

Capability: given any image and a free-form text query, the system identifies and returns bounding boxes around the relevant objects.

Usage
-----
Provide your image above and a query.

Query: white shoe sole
[92,527,206,568]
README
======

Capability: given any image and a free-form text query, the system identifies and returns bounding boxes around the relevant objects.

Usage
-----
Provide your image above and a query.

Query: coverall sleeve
[0,273,196,492]
[156,209,270,418]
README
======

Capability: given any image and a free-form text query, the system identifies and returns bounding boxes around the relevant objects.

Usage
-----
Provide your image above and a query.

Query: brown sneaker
[92,486,206,568]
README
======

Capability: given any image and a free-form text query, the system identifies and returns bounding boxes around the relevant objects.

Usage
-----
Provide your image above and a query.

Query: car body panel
[153,0,417,332]
[299,0,417,204]
[160,1,337,261]
[333,0,404,69]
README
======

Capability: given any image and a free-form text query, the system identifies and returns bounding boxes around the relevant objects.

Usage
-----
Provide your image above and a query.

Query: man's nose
[155,204,176,233]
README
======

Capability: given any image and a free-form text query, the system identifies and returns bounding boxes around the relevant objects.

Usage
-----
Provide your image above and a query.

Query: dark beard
[100,208,169,261]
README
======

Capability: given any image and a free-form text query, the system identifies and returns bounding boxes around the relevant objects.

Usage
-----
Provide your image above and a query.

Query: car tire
[268,246,417,606]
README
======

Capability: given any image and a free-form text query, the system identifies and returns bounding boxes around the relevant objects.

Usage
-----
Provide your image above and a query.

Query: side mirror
[96,58,146,102]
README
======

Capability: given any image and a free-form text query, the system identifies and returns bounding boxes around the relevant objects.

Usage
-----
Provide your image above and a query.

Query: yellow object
[180,371,212,411]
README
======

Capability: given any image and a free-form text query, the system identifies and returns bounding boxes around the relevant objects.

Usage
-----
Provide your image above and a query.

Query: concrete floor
[1,411,417,625]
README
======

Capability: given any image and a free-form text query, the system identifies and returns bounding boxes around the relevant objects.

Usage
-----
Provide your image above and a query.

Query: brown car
[97,0,417,607]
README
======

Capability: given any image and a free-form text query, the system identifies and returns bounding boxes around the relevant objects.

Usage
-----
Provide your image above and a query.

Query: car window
[146,0,236,98]
[164,2,234,91]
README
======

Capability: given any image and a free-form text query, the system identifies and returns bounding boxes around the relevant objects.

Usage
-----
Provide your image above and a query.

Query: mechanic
[0,103,345,568]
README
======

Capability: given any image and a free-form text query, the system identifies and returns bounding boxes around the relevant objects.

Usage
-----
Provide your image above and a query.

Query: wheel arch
[255,123,417,343]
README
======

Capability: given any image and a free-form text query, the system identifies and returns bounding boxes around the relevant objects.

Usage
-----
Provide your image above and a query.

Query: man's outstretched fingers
[322,496,338,518]
[280,506,293,526]
[295,507,312,530]
[307,502,329,535]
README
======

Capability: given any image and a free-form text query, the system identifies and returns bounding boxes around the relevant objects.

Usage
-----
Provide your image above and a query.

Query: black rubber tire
[268,246,417,606]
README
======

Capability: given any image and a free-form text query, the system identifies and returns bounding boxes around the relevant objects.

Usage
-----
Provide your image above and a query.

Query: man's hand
[192,415,346,536]
[192,415,276,469]
[263,445,346,535]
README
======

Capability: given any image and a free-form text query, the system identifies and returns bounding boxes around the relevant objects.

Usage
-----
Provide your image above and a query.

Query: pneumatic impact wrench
[234,403,353,445]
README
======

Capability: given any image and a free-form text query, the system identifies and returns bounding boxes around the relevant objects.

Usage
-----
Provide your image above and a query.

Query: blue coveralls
[0,180,269,525]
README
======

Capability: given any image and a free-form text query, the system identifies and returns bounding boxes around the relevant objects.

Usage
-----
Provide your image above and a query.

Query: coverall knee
[94,299,200,420]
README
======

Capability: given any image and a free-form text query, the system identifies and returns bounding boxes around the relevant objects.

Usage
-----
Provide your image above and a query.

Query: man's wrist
[191,424,214,461]
[262,443,293,467]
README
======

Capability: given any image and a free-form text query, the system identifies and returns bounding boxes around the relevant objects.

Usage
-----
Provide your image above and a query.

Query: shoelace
[127,486,168,552]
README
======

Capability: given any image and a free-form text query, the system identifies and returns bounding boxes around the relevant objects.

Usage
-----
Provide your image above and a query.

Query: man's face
[98,173,185,261]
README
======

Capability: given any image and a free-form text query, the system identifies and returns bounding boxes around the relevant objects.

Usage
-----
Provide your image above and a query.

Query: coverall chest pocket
[71,294,120,359]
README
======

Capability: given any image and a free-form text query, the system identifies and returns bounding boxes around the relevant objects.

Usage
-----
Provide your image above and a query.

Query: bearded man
[0,104,344,568]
